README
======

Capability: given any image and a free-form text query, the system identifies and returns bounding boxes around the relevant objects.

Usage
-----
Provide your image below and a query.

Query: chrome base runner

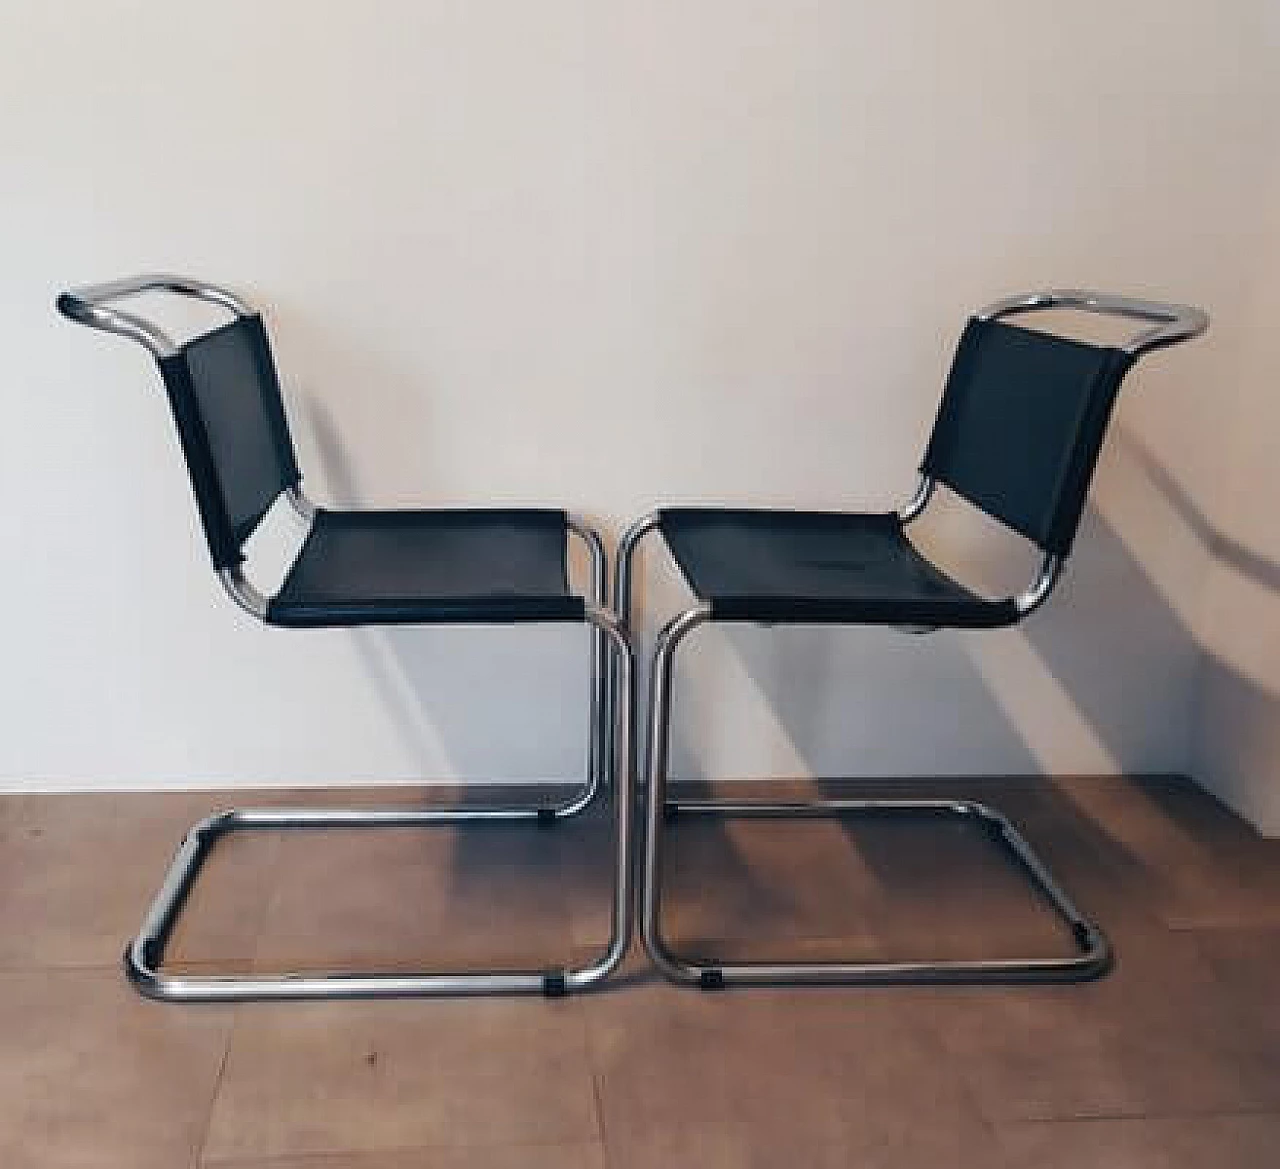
[128,607,634,1002]
[643,796,1111,988]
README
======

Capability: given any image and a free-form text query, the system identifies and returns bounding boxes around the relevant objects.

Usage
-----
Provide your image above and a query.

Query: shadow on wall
[287,313,1279,837]
[1119,432,1280,600]
[697,436,1279,794]
[700,499,1168,786]
[289,347,605,908]
[302,391,462,781]
[276,303,449,509]
[716,620,1042,779]
[306,393,363,508]
[651,429,1280,898]
[1112,432,1280,831]
[1196,658,1280,831]
[1017,503,1200,773]
[300,379,592,787]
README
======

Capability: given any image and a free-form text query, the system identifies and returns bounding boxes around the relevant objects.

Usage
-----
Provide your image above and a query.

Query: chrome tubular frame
[615,510,662,652]
[976,289,1209,357]
[57,272,254,356]
[607,510,662,778]
[568,516,610,802]
[615,519,1111,989]
[60,275,631,1000]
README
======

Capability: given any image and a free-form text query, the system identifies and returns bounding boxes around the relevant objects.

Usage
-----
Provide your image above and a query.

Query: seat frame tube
[615,518,1111,989]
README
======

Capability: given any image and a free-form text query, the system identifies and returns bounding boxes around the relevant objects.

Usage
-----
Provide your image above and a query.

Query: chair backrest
[157,314,302,568]
[57,276,303,570]
[920,292,1207,556]
[920,317,1132,555]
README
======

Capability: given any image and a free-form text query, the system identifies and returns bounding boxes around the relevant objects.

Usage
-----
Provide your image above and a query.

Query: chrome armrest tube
[976,289,1208,358]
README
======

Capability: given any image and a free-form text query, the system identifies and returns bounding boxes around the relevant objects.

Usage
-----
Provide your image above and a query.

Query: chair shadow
[292,322,592,790]
[303,394,466,781]
[1015,502,1201,773]
[1021,435,1280,831]
[1191,653,1280,835]
[657,427,1280,948]
[721,620,1043,778]
[288,332,615,949]
[277,305,449,509]
[1117,430,1280,598]
[282,337,1280,956]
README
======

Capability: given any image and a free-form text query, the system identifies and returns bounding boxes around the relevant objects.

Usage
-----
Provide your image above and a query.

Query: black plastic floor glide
[137,939,161,971]
[698,968,726,990]
[981,813,1008,842]
[542,971,568,997]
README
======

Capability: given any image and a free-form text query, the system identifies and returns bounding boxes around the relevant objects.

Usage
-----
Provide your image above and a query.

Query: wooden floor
[1,775,1278,1168]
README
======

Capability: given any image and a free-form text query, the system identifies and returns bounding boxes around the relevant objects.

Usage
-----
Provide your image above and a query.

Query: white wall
[1191,97,1280,834]
[0,3,1273,809]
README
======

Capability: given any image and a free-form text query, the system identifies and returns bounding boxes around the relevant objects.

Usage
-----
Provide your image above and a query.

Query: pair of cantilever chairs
[57,275,1207,1002]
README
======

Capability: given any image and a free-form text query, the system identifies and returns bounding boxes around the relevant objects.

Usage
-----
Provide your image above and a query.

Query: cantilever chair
[56,274,633,1002]
[618,290,1208,989]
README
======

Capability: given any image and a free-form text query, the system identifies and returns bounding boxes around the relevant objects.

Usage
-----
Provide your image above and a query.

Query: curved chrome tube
[607,510,663,785]
[566,514,607,601]
[284,485,318,524]
[640,604,714,984]
[55,273,255,359]
[59,272,254,317]
[217,567,270,622]
[976,289,1208,358]
[1013,554,1063,618]
[615,510,662,633]
[896,475,936,524]
[565,515,610,807]
[567,603,635,988]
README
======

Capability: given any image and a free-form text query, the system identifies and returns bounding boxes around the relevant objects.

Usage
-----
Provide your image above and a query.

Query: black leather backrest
[920,317,1135,556]
[157,314,301,568]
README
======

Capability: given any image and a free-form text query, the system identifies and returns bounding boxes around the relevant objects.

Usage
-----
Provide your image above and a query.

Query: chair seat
[659,508,1018,627]
[266,508,584,627]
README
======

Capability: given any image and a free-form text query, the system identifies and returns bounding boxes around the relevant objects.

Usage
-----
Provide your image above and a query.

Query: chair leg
[568,517,610,806]
[126,605,635,1002]
[639,607,1112,989]
[612,511,662,781]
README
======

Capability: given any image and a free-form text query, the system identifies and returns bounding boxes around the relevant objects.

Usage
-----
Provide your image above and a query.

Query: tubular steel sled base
[127,791,628,1003]
[647,795,1113,989]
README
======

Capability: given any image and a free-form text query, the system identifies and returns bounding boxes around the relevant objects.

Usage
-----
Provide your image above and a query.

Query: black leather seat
[659,507,1017,628]
[268,508,582,627]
